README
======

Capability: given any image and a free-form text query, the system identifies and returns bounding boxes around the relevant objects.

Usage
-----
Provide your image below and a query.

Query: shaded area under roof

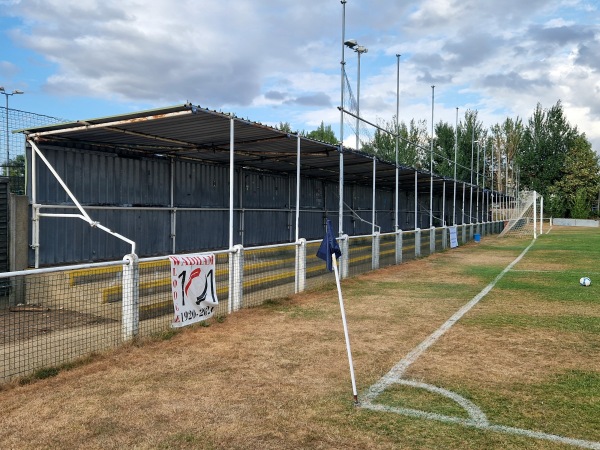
[20,103,480,195]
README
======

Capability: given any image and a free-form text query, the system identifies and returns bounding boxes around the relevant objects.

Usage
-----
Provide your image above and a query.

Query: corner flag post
[316,219,358,404]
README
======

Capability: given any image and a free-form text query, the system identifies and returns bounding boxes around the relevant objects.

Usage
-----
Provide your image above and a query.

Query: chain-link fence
[0,221,503,383]
[0,107,67,194]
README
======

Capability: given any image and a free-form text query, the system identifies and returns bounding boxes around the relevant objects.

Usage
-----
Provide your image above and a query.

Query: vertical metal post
[462,184,467,244]
[372,158,376,235]
[29,138,39,268]
[476,140,480,225]
[295,136,304,293]
[339,1,346,237]
[170,158,176,253]
[430,85,435,229]
[453,107,458,225]
[442,180,446,227]
[470,127,474,224]
[395,54,400,232]
[372,157,377,269]
[414,170,418,230]
[228,117,235,314]
[540,195,544,235]
[295,136,301,242]
[533,191,537,239]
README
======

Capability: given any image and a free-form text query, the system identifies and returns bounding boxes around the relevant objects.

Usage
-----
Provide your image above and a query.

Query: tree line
[282,101,600,219]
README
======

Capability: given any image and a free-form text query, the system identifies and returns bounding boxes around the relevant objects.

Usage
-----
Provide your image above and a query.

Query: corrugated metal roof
[19,103,485,195]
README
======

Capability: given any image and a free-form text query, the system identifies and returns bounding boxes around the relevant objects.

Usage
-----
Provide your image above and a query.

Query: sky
[1,0,600,152]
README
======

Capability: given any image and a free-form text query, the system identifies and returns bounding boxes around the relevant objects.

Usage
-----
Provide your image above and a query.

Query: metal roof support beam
[28,139,136,267]
[26,110,192,139]
[295,136,301,243]
[229,117,235,250]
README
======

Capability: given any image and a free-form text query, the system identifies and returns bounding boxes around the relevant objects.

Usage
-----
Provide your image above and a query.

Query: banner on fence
[169,253,218,328]
[449,226,459,248]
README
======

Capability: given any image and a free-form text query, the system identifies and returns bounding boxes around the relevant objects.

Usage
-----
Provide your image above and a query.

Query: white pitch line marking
[361,239,600,449]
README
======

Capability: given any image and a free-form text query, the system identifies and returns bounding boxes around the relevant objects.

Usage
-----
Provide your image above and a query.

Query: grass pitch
[0,226,598,449]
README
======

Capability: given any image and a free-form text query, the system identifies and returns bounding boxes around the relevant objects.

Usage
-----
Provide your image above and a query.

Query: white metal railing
[0,222,503,382]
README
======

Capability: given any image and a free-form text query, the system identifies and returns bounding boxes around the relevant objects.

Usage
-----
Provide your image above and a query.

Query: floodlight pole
[430,86,435,229]
[453,107,458,225]
[483,140,487,223]
[476,139,480,223]
[395,54,400,232]
[339,0,347,237]
[470,127,474,224]
[1,87,25,166]
[345,40,368,151]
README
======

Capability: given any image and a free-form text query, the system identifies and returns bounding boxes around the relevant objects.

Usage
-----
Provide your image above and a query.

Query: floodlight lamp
[13,90,24,95]
[0,87,5,92]
[344,39,357,48]
[356,45,368,54]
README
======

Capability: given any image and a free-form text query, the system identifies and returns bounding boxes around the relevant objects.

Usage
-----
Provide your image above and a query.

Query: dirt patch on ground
[0,307,115,345]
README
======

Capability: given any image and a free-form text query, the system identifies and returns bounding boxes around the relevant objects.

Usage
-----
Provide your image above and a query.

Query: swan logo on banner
[169,253,219,327]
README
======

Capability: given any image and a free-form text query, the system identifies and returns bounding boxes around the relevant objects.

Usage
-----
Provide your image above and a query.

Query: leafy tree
[571,189,590,219]
[304,121,338,145]
[456,110,486,183]
[518,101,578,196]
[549,134,600,218]
[276,122,293,133]
[361,117,427,168]
[433,121,456,177]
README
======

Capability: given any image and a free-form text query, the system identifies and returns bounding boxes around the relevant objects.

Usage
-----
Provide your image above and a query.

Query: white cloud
[2,0,600,151]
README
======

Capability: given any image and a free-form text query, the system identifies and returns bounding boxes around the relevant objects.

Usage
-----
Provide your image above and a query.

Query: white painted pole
[170,158,176,253]
[229,117,235,314]
[442,181,446,226]
[533,191,537,240]
[395,54,400,232]
[332,252,358,404]
[295,136,301,242]
[372,158,376,235]
[540,195,544,235]
[414,171,418,230]
[430,85,434,229]
[453,107,458,225]
[29,138,39,267]
[339,1,346,237]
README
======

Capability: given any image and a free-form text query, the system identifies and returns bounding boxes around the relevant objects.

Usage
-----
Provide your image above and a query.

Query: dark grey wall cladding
[175,210,231,252]
[175,161,231,207]
[29,144,457,266]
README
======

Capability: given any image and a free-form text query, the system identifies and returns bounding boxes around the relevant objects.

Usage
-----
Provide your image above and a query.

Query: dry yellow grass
[0,233,598,449]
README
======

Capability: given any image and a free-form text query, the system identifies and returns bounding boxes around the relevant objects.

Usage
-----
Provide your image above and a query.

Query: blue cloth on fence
[316,219,342,272]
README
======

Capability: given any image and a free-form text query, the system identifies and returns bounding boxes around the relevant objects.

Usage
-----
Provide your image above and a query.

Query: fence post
[415,229,421,258]
[122,253,139,341]
[340,234,349,279]
[230,244,244,312]
[372,231,380,270]
[395,229,403,265]
[295,238,306,293]
[462,224,467,244]
[442,226,447,250]
[430,227,435,254]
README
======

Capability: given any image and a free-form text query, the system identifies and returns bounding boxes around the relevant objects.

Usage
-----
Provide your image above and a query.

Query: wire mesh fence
[0,221,502,383]
[0,107,67,194]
